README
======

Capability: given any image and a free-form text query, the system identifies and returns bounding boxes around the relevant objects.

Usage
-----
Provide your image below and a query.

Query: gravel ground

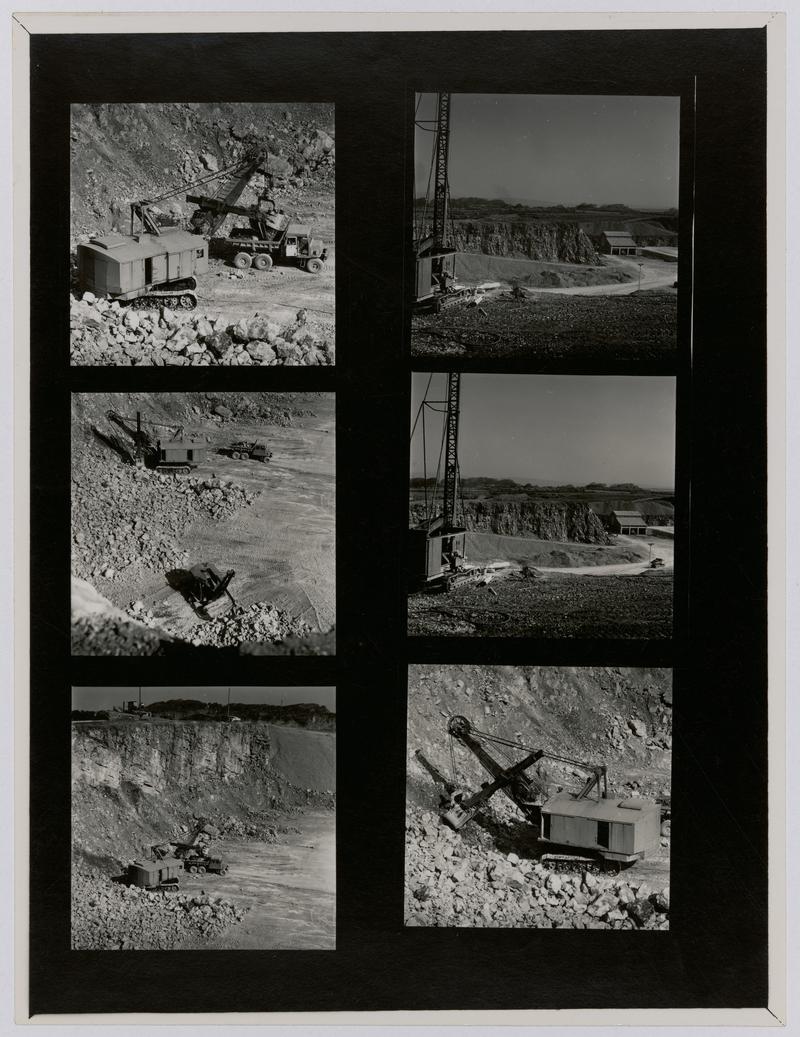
[408,571,673,638]
[411,290,677,362]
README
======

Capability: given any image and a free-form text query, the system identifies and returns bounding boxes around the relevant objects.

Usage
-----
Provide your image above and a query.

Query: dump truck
[186,155,328,273]
[125,857,182,891]
[180,850,229,876]
[221,440,272,462]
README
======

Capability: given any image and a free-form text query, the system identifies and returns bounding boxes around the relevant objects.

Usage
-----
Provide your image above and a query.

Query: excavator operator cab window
[542,813,551,840]
[597,820,610,848]
[144,258,153,285]
[195,248,205,258]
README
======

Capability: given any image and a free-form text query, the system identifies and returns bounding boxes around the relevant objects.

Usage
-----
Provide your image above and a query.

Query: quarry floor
[411,277,677,363]
[195,243,335,345]
[99,407,335,639]
[409,569,673,638]
[178,815,335,950]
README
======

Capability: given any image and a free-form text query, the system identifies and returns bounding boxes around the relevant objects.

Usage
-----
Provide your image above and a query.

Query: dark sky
[72,686,336,711]
[415,93,680,208]
[410,374,676,489]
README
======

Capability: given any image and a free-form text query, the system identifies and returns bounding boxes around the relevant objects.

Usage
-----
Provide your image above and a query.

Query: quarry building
[609,510,649,535]
[599,230,639,256]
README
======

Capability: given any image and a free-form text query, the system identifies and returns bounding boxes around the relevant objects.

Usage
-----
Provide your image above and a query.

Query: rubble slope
[71,103,335,242]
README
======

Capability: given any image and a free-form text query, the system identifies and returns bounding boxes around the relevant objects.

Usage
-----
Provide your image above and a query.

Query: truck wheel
[197,866,206,875]
[240,453,249,460]
[306,258,323,274]
[233,252,252,270]
[189,866,197,874]
[231,451,240,459]
[252,253,272,271]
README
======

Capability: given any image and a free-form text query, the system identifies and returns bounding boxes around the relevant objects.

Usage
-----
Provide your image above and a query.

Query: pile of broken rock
[72,462,257,584]
[71,294,334,367]
[71,866,246,950]
[185,601,312,648]
[405,808,669,930]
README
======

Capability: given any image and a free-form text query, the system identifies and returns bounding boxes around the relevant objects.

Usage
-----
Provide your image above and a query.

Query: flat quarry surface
[133,406,335,638]
[196,241,335,340]
[179,814,335,949]
[409,570,673,638]
[412,265,677,363]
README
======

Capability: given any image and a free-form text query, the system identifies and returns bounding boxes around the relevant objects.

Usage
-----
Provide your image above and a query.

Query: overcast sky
[410,374,675,489]
[72,687,336,711]
[415,93,680,209]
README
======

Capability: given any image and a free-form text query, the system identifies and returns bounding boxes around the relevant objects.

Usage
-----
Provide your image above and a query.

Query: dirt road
[179,814,335,950]
[128,406,335,639]
[537,534,674,577]
[524,255,676,297]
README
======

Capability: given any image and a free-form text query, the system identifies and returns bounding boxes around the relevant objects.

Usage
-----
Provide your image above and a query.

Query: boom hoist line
[442,714,608,831]
[130,147,269,238]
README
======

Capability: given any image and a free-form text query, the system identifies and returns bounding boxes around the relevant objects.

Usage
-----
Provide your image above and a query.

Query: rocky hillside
[71,103,335,242]
[450,220,598,263]
[409,500,610,544]
[405,665,671,930]
[407,665,672,809]
[72,720,336,868]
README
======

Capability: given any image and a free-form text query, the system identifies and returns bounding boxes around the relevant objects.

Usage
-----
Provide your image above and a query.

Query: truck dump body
[77,230,208,301]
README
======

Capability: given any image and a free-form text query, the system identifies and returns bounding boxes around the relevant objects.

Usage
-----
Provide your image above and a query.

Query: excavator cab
[186,562,236,617]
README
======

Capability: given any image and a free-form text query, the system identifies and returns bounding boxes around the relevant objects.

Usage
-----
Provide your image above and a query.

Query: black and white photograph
[408,373,675,638]
[71,686,336,950]
[412,93,679,362]
[71,392,335,655]
[405,665,671,930]
[70,103,335,366]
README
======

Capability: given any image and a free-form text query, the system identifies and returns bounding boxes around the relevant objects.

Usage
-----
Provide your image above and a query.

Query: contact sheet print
[24,21,770,1019]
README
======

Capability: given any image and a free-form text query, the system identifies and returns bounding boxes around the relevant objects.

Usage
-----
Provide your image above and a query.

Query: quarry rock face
[408,500,610,544]
[451,220,597,264]
[72,721,335,797]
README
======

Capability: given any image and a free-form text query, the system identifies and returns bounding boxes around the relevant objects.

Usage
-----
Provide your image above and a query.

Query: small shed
[600,230,639,256]
[540,795,661,863]
[609,510,648,535]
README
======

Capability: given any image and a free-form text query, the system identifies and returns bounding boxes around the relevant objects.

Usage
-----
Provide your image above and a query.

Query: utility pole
[638,262,644,291]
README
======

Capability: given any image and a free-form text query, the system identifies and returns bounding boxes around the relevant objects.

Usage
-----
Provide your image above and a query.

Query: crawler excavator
[77,144,327,308]
[436,715,661,874]
[409,373,497,593]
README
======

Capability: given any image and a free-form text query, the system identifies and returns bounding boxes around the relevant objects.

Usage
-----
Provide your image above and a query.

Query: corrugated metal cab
[127,858,181,888]
[540,795,661,863]
[77,229,209,300]
[408,527,467,583]
[157,441,207,466]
